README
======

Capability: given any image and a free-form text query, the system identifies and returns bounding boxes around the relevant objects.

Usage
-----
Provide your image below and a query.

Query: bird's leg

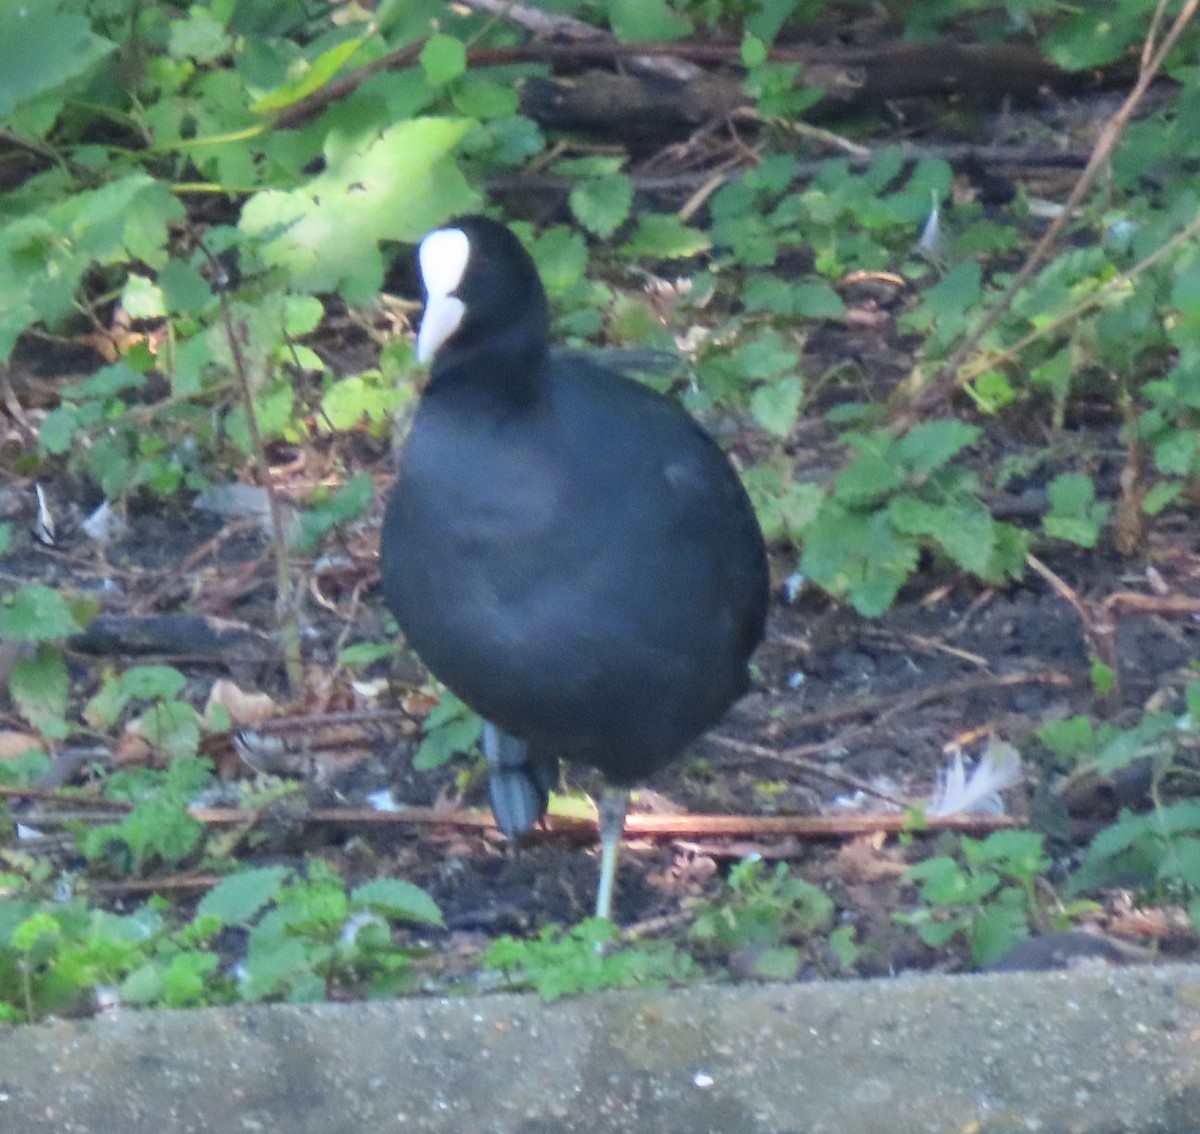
[594,786,630,921]
[482,721,541,838]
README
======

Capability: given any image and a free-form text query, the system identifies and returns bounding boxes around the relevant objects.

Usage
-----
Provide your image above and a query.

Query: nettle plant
[1040,690,1200,932]
[0,861,444,1021]
[799,419,1027,616]
[895,830,1055,968]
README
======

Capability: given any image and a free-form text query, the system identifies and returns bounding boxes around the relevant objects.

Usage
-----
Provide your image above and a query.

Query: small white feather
[928,738,1022,817]
[33,484,55,546]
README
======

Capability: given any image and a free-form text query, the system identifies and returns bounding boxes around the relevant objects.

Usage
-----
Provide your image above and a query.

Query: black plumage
[381,216,769,919]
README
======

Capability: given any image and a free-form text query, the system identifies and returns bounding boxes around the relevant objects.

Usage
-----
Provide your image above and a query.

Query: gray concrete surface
[0,966,1197,1133]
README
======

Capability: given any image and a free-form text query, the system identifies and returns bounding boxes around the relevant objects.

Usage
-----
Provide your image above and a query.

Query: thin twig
[209,261,304,695]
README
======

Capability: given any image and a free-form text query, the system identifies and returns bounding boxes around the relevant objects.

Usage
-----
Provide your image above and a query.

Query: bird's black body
[380,216,768,912]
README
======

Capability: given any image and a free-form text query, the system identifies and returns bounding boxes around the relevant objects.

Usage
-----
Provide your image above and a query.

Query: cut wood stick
[186,804,1016,840]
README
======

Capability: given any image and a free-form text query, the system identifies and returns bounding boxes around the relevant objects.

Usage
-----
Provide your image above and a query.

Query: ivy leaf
[569,174,634,239]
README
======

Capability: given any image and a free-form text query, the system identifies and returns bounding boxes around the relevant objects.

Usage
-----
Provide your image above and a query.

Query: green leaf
[121,274,165,320]
[1153,429,1199,477]
[1041,724,1099,768]
[0,585,83,642]
[338,642,395,668]
[1143,481,1181,516]
[1044,472,1109,548]
[970,903,1028,968]
[453,77,520,120]
[528,227,589,297]
[294,472,375,554]
[569,174,634,239]
[241,118,480,303]
[250,33,370,112]
[239,937,314,1002]
[158,952,220,1008]
[351,879,444,926]
[743,275,845,319]
[609,0,691,43]
[743,464,823,544]
[119,665,187,702]
[749,946,800,980]
[888,495,996,576]
[621,214,711,260]
[0,523,9,556]
[199,867,292,925]
[157,260,212,315]
[414,693,483,770]
[168,6,231,64]
[741,34,768,69]
[750,375,803,438]
[800,505,919,617]
[833,439,907,505]
[0,9,117,118]
[1091,660,1115,697]
[284,295,325,336]
[420,34,467,86]
[747,0,797,44]
[136,702,202,761]
[9,644,68,730]
[897,419,980,475]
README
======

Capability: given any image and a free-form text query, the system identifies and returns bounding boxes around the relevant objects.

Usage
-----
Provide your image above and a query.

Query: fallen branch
[1,794,1017,839]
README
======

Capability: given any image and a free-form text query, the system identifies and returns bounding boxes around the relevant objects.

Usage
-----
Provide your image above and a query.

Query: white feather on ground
[928,738,1023,817]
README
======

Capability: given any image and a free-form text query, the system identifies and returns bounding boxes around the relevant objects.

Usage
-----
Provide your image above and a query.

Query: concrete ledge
[1,966,1198,1133]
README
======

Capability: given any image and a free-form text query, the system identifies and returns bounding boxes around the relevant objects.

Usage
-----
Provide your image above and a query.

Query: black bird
[381,216,769,920]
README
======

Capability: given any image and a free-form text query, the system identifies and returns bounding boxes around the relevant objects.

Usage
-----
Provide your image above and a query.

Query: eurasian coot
[381,215,769,920]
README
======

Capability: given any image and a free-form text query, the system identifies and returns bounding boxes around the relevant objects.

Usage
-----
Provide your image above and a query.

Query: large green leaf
[0,5,116,117]
[240,117,479,303]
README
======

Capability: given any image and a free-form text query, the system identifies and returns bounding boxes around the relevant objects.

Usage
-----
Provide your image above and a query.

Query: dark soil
[5,351,1200,981]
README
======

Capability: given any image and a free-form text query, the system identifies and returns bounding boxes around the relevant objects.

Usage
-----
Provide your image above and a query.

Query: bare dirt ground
[5,300,1200,982]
